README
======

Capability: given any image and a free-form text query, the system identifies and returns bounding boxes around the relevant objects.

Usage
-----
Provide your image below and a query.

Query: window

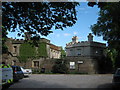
[70,62,75,69]
[100,50,103,55]
[95,51,98,54]
[116,69,120,75]
[13,46,17,53]
[12,60,16,65]
[77,49,81,55]
[33,61,39,68]
[16,66,22,71]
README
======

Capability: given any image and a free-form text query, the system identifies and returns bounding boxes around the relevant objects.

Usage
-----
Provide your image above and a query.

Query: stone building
[2,37,61,69]
[31,38,61,69]
[65,33,106,74]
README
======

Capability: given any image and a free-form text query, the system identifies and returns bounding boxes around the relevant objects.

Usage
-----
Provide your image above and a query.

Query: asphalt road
[8,74,114,88]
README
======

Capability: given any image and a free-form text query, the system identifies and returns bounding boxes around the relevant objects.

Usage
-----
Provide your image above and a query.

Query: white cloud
[73,32,78,35]
[63,33,71,36]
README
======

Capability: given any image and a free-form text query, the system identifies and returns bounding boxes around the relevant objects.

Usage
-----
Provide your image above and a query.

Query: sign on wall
[77,61,83,64]
[70,62,75,69]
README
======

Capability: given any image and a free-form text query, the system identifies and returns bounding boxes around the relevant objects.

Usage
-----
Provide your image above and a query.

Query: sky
[7,2,107,49]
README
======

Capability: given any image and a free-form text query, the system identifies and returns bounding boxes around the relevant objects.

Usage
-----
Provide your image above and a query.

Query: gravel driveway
[8,74,113,88]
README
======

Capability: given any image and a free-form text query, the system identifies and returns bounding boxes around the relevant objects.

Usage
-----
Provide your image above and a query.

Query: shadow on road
[6,79,69,89]
[24,75,30,78]
[97,83,120,89]
[97,83,113,88]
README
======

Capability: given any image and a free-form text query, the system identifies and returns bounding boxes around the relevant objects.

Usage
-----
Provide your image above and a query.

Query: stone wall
[2,50,56,71]
[40,59,55,72]
[2,52,99,74]
[64,57,98,74]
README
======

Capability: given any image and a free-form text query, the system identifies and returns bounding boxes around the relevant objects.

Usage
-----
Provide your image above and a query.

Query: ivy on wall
[38,42,47,58]
[18,43,36,63]
[18,42,48,63]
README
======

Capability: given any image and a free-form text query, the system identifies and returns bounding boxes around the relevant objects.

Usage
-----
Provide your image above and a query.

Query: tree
[88,2,120,51]
[60,47,66,59]
[88,2,120,69]
[2,2,79,37]
[2,26,8,54]
[97,55,112,74]
[105,48,118,69]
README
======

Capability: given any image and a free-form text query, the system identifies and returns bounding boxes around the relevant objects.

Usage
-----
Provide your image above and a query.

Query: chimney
[88,33,93,42]
[72,36,78,43]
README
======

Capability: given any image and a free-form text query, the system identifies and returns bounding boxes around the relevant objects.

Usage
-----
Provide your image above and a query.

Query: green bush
[52,59,68,74]
[68,72,88,74]
[44,71,53,74]
[32,69,41,74]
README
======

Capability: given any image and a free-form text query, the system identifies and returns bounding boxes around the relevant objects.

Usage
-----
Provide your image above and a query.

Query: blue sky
[7,2,107,49]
